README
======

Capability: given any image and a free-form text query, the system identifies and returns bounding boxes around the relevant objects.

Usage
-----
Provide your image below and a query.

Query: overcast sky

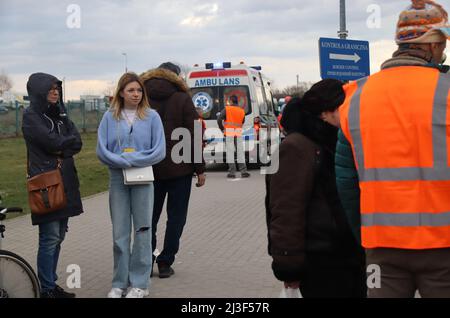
[0,0,422,100]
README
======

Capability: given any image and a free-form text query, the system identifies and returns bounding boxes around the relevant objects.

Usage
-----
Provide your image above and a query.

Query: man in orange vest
[218,95,250,178]
[336,0,450,298]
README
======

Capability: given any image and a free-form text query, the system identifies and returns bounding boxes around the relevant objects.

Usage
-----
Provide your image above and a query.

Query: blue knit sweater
[96,108,166,169]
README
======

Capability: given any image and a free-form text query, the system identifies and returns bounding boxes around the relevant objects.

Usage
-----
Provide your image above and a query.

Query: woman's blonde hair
[110,72,150,120]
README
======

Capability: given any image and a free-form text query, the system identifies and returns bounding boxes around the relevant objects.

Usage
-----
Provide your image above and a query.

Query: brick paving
[2,166,282,298]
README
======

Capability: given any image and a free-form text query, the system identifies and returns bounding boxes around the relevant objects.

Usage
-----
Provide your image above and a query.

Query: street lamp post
[122,53,128,73]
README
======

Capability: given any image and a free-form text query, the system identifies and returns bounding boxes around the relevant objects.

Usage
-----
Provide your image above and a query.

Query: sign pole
[339,0,348,39]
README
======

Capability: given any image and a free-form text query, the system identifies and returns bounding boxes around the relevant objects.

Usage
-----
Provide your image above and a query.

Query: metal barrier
[0,100,109,137]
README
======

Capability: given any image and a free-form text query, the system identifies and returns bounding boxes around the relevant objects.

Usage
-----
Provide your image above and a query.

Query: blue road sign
[319,37,370,81]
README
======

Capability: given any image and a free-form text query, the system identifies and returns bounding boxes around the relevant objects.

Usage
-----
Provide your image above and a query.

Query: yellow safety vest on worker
[340,66,450,249]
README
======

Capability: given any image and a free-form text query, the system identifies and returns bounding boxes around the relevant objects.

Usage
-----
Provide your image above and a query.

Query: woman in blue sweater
[97,72,166,298]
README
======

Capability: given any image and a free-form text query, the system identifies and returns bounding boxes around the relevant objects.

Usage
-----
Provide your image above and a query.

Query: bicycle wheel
[0,250,40,298]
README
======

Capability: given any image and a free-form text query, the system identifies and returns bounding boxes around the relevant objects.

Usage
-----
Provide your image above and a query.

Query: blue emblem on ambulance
[193,92,213,113]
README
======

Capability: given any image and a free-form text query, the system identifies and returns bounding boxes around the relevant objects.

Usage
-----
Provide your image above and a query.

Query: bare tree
[272,82,313,99]
[0,70,13,95]
[281,82,313,98]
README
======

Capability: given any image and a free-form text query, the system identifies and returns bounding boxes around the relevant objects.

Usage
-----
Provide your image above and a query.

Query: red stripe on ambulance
[189,70,248,79]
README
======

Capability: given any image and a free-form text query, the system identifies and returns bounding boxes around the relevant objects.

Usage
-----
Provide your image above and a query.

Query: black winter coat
[140,68,205,180]
[266,113,363,282]
[22,73,83,225]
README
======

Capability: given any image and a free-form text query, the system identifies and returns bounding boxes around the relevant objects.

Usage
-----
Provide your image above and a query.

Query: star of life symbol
[193,92,213,113]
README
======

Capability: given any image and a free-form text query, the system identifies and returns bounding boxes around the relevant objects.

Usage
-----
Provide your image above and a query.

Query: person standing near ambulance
[336,0,450,298]
[97,72,166,298]
[22,72,83,298]
[217,95,250,178]
[140,62,206,279]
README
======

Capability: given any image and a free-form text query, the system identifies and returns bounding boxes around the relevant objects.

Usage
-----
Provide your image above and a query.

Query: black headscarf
[280,79,345,153]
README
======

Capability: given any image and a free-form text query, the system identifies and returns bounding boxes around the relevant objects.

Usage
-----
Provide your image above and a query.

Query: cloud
[180,3,219,28]
[0,0,416,99]
[370,39,397,73]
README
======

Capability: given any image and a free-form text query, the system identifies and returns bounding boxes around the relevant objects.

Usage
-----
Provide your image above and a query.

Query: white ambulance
[187,62,280,165]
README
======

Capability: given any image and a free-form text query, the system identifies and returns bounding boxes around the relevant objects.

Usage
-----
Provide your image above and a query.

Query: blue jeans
[152,174,193,266]
[109,169,153,289]
[37,218,68,292]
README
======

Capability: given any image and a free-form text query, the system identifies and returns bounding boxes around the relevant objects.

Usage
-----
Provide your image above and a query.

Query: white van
[187,62,280,165]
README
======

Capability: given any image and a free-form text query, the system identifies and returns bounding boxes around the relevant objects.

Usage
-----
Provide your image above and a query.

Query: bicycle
[0,196,40,298]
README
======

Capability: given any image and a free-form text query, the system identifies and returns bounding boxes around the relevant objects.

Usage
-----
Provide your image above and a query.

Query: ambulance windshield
[191,86,252,120]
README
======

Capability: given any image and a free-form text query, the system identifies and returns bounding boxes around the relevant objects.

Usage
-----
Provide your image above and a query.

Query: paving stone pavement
[2,166,282,298]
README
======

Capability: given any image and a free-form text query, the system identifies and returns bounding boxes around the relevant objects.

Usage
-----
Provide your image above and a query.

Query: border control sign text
[319,37,370,81]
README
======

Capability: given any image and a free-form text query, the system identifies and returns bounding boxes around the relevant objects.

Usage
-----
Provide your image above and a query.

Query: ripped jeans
[109,168,153,290]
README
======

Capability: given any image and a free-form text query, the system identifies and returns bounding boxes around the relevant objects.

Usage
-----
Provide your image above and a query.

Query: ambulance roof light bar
[205,62,231,70]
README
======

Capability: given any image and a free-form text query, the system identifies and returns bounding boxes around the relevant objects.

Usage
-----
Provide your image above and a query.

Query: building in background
[80,95,107,111]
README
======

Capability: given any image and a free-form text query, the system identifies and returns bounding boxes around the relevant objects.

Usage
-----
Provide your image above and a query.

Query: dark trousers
[300,264,367,298]
[152,174,193,266]
[366,248,450,298]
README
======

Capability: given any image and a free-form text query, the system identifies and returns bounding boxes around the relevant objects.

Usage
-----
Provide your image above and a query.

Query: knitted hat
[158,62,181,75]
[396,0,450,44]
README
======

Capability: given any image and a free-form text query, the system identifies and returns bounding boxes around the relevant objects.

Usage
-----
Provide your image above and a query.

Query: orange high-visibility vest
[224,105,245,137]
[277,113,283,130]
[340,66,450,249]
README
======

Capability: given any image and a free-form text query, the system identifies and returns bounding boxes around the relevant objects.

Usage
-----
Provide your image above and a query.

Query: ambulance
[187,62,280,165]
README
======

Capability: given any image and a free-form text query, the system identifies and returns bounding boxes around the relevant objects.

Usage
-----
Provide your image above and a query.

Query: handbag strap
[116,120,121,150]
[26,151,62,179]
[26,150,30,179]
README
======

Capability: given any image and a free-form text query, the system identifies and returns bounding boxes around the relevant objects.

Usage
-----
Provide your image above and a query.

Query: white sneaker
[107,288,125,298]
[125,288,149,298]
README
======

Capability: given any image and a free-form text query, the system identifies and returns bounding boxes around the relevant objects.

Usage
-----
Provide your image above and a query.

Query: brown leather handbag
[27,159,67,215]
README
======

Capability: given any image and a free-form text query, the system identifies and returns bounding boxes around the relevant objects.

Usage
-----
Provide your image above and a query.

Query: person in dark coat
[140,62,206,278]
[22,72,83,298]
[266,79,366,298]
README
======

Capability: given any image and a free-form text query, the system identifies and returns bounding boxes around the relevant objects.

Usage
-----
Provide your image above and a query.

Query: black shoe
[40,290,57,298]
[241,172,250,178]
[54,285,76,298]
[158,263,175,278]
[227,173,236,179]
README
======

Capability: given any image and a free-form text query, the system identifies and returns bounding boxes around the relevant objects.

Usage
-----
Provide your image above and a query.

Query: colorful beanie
[396,0,450,44]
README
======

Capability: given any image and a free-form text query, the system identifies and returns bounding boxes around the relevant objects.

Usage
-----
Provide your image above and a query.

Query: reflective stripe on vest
[362,211,450,227]
[224,106,245,137]
[348,73,450,182]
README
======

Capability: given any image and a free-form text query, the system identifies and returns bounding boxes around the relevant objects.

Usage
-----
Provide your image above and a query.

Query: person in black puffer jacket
[22,72,83,298]
[266,79,366,298]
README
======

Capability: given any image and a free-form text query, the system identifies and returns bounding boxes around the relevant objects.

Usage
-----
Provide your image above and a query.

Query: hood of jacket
[26,72,64,114]
[140,68,189,100]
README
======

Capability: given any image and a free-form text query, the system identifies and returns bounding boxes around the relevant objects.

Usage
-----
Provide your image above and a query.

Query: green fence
[0,101,109,138]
